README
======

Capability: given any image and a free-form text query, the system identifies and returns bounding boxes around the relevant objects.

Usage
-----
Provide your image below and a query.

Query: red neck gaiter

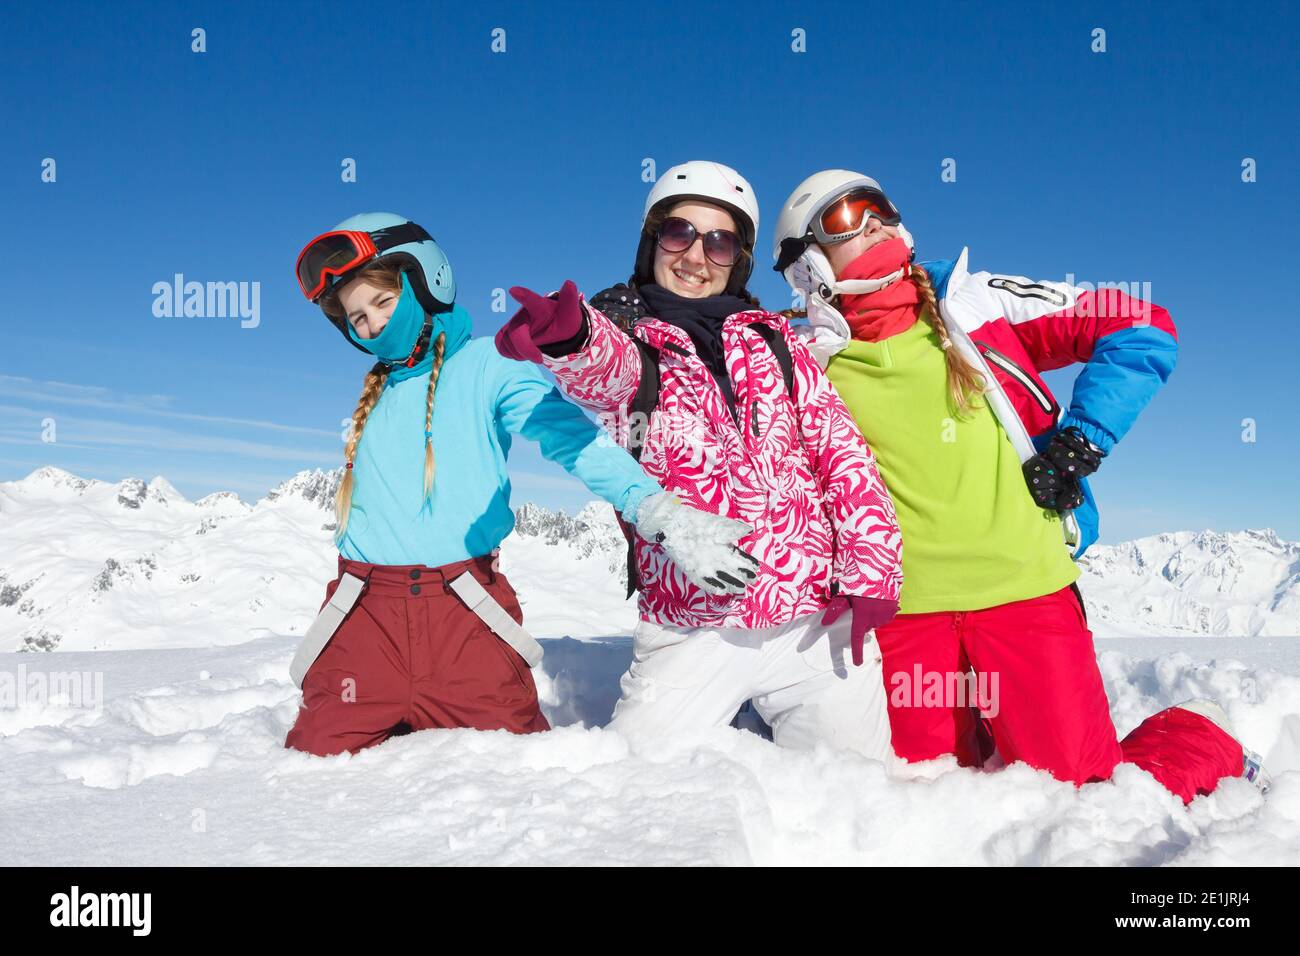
[838,237,922,342]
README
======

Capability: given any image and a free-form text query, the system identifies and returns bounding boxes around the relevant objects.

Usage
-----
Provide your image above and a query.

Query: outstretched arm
[495,281,643,419]
[493,355,759,597]
[492,354,657,523]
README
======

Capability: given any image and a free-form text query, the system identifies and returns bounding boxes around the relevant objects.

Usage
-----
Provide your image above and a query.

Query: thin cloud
[0,403,339,464]
[0,374,339,438]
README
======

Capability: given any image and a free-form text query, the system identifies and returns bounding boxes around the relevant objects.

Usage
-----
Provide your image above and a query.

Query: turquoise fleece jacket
[337,290,659,567]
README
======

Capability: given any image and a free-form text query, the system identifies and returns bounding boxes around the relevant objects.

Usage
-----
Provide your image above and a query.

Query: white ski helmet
[771,170,915,360]
[773,170,914,291]
[634,160,760,295]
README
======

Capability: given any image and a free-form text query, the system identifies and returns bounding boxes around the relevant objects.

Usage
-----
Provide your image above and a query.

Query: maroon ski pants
[285,555,549,757]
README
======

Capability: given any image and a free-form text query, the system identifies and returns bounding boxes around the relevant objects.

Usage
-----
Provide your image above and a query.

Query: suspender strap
[289,572,368,688]
[448,572,545,668]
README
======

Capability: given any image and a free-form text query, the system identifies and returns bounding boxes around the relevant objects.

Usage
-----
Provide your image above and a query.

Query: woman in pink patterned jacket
[495,161,903,757]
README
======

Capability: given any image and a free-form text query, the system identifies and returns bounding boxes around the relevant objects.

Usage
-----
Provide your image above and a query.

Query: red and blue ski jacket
[800,248,1178,557]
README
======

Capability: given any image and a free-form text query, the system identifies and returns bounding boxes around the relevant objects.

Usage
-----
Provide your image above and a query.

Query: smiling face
[652,200,737,298]
[337,276,401,339]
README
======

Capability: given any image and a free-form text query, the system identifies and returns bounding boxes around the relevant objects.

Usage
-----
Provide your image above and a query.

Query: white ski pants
[610,609,892,760]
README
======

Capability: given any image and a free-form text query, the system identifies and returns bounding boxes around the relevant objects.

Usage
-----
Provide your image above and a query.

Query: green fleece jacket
[826,315,1078,614]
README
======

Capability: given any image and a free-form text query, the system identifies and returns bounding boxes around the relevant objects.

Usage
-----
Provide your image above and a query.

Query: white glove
[634,492,760,596]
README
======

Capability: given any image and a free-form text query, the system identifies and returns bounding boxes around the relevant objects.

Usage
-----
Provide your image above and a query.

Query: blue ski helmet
[312,212,456,351]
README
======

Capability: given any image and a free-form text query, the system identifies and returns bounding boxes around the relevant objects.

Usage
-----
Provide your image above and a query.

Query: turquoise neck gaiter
[348,272,432,382]
[346,271,471,384]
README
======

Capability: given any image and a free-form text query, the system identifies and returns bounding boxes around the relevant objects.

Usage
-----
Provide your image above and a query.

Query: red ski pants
[285,555,549,757]
[873,585,1242,803]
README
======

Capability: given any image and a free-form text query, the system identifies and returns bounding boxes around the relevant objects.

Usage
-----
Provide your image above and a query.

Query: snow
[2,467,1299,865]
[1,635,1298,865]
[503,502,636,640]
[0,467,339,653]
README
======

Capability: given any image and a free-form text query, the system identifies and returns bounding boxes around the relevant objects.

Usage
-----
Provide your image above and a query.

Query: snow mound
[0,637,1297,865]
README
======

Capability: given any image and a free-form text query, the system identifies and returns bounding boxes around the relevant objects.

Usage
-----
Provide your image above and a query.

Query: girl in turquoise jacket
[284,212,757,756]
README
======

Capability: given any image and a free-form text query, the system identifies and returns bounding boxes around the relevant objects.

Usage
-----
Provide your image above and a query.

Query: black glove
[588,283,648,333]
[1023,427,1104,512]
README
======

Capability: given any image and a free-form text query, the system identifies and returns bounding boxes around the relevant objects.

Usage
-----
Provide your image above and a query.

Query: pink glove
[494,280,585,363]
[822,595,899,667]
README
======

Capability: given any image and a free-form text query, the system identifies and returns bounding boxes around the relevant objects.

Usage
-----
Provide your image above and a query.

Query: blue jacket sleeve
[979,272,1179,456]
[1058,325,1178,455]
[492,355,660,523]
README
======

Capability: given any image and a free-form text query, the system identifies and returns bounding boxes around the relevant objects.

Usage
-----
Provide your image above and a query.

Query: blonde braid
[335,362,390,538]
[909,265,987,417]
[422,332,447,499]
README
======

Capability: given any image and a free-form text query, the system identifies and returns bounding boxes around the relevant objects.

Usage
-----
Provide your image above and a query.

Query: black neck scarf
[637,284,752,417]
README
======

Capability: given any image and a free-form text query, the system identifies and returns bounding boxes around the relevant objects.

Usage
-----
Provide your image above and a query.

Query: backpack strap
[625,336,662,463]
[617,324,794,599]
[747,322,796,401]
[618,335,663,598]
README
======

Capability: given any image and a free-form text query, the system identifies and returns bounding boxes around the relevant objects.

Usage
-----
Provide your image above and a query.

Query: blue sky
[2,0,1297,543]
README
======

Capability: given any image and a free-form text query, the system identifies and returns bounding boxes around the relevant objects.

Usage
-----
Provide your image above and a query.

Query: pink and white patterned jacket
[540,299,903,630]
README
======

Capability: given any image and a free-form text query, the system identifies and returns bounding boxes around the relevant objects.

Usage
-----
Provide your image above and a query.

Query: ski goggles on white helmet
[773,186,902,275]
[810,187,901,245]
[295,221,434,302]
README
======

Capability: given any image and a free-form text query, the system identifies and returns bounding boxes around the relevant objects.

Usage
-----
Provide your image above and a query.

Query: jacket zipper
[937,265,1082,555]
[977,344,1057,416]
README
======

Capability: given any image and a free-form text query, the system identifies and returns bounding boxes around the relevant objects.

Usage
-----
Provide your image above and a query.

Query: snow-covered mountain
[0,466,637,653]
[2,466,1298,652]
[503,500,637,640]
[1078,529,1300,637]
[0,466,340,653]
